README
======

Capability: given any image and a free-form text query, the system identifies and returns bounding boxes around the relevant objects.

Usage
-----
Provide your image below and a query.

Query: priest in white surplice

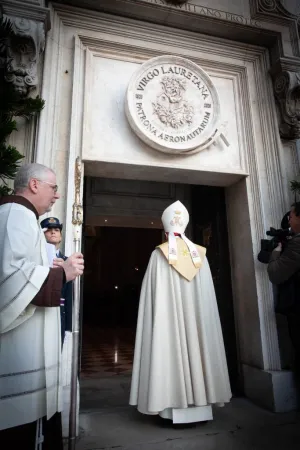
[130,200,231,424]
[0,163,84,449]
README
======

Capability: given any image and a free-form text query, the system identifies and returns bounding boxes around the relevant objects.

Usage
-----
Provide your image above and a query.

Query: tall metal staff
[68,157,83,450]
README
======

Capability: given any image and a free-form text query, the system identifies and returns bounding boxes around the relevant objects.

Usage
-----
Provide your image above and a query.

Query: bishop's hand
[62,253,84,281]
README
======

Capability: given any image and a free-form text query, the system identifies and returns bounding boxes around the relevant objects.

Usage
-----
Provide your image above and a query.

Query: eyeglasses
[36,179,58,193]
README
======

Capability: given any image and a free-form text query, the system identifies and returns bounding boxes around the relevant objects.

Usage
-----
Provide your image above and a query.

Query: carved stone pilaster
[270,59,300,140]
[0,0,50,96]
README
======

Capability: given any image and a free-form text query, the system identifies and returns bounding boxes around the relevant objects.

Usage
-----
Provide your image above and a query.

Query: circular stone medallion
[125,55,221,155]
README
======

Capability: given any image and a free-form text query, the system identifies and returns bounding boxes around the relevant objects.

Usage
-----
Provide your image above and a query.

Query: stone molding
[270,58,300,139]
[52,0,298,62]
[251,1,300,140]
[35,6,65,169]
[250,1,300,57]
[0,0,50,96]
[37,4,289,373]
[1,0,50,24]
[253,0,299,19]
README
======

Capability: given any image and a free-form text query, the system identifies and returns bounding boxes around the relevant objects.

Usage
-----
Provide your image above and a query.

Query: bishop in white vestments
[130,201,232,423]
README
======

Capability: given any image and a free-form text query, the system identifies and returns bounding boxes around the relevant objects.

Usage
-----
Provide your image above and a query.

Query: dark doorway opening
[81,226,162,378]
[80,177,238,395]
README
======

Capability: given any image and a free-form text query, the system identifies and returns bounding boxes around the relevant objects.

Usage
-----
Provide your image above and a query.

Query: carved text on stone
[126,56,222,154]
[140,0,263,27]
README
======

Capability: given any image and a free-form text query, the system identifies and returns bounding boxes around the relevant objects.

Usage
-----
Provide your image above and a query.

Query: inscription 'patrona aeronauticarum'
[125,56,221,155]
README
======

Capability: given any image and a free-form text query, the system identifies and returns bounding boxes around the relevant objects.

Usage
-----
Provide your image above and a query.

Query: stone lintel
[56,0,295,62]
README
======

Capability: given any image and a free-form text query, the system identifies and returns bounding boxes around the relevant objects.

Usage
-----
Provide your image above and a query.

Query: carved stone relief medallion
[125,55,221,155]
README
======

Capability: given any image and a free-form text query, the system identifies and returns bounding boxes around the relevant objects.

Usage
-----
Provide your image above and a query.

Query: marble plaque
[125,55,221,155]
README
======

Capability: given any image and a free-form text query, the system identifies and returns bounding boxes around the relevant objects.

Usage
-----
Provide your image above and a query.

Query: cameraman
[268,202,300,386]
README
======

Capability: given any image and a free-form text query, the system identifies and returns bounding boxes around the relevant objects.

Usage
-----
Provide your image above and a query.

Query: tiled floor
[80,326,135,378]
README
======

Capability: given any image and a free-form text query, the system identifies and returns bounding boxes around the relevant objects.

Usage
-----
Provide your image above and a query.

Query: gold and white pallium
[158,238,206,281]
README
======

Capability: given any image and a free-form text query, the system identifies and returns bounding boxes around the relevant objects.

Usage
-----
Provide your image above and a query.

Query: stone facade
[2,0,300,437]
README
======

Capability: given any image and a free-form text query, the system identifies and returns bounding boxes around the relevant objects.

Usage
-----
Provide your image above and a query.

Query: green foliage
[0,185,12,197]
[0,85,45,120]
[0,18,45,196]
[0,143,24,181]
[0,119,17,143]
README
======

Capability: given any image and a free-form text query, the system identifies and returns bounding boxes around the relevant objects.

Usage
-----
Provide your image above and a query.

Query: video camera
[262,227,292,252]
[258,212,292,264]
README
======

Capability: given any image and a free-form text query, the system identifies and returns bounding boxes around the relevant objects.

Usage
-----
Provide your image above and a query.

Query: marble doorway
[79,177,238,416]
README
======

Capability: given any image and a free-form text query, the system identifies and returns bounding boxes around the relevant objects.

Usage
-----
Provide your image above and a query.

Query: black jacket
[268,235,300,314]
[268,235,300,284]
[57,250,73,333]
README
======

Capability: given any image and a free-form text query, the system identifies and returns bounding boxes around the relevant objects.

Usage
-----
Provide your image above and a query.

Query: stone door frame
[35,4,300,423]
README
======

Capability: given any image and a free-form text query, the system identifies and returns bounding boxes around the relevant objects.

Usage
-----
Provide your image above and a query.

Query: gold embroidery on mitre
[170,209,184,227]
[157,239,206,281]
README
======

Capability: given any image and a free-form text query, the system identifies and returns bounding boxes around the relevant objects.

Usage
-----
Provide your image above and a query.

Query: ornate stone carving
[152,76,194,129]
[256,0,299,18]
[250,0,300,36]
[272,69,300,139]
[0,16,45,96]
[125,55,229,155]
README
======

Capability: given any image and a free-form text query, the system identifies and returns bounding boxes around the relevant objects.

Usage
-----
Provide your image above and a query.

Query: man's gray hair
[14,163,55,193]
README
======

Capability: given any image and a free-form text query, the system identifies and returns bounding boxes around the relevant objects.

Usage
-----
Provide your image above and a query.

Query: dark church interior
[80,181,238,393]
[81,227,162,378]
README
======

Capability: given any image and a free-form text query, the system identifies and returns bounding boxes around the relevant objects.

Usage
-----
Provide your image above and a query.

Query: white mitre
[161,200,201,268]
[162,200,189,234]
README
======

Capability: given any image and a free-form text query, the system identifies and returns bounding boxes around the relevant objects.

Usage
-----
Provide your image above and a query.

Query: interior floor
[81,326,134,378]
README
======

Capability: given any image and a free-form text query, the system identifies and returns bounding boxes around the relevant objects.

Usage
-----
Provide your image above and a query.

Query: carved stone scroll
[271,69,300,140]
[250,1,300,39]
[0,16,45,96]
[256,0,299,18]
